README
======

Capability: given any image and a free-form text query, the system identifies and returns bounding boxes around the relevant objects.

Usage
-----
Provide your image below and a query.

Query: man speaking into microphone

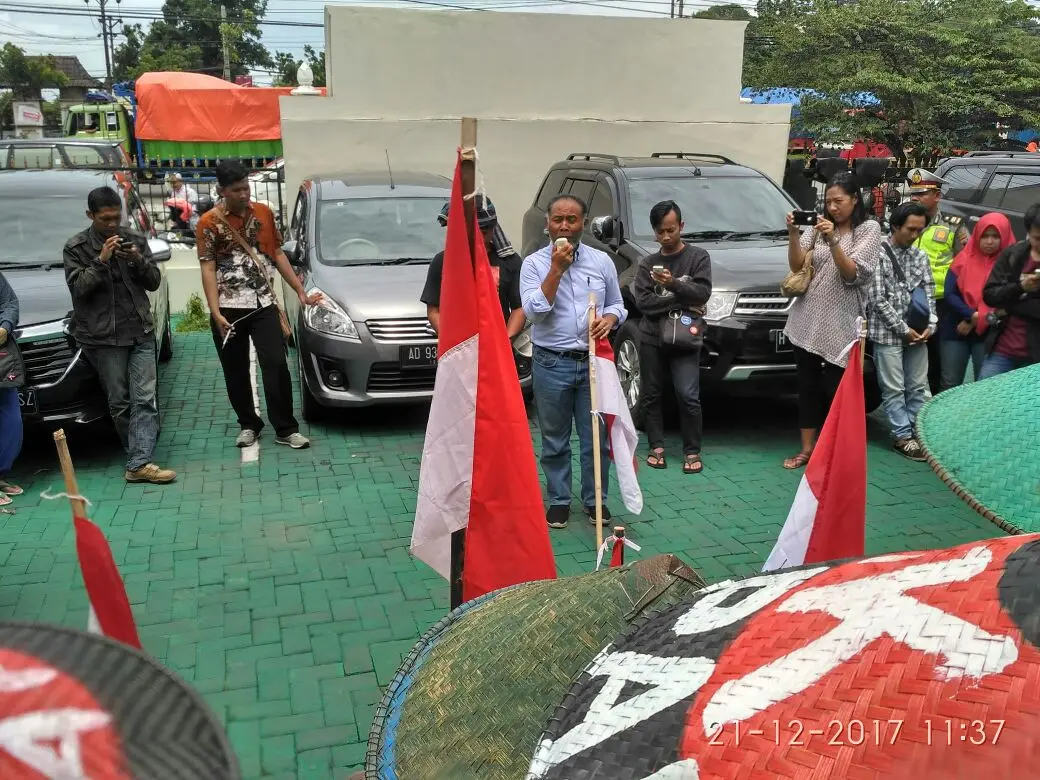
[519,194,627,531]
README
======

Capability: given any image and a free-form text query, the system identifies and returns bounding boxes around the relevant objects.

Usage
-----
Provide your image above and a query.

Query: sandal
[683,454,703,475]
[783,450,812,470]
[0,493,11,507]
[0,480,23,497]
[646,448,667,469]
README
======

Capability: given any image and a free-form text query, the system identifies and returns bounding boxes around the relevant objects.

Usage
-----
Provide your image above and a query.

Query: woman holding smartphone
[632,200,712,474]
[782,172,881,469]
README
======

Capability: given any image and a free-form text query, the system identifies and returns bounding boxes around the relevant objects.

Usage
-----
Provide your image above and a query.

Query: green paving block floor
[0,328,1004,778]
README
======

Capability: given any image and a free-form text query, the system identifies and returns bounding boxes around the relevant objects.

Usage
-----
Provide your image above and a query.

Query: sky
[0,0,750,85]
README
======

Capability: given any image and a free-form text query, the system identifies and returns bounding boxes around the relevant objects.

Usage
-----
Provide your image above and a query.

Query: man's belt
[535,346,589,361]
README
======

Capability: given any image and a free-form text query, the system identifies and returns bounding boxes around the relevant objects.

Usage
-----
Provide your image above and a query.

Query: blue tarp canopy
[740,87,880,108]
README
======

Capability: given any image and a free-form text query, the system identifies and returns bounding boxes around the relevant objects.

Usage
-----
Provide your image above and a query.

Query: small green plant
[175,293,211,333]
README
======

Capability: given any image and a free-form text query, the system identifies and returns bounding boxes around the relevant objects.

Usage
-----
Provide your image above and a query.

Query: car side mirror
[591,215,621,247]
[148,238,172,262]
[283,239,301,265]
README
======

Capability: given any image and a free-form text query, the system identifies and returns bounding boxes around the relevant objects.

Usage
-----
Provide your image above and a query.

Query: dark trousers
[926,299,947,396]
[210,305,298,438]
[793,344,843,430]
[639,340,703,455]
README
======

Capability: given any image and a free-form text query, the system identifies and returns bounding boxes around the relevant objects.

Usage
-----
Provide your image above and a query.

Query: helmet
[437,197,498,230]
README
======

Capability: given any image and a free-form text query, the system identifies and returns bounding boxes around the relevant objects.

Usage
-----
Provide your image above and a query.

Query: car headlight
[704,292,738,322]
[304,288,360,341]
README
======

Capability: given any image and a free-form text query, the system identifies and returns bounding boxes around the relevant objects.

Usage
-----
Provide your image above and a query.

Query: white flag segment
[411,335,479,580]
[592,338,643,515]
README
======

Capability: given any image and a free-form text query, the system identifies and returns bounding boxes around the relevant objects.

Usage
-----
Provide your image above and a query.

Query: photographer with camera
[781,172,882,470]
[63,187,176,485]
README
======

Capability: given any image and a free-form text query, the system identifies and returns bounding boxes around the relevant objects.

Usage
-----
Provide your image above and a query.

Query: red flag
[74,516,142,649]
[411,152,556,601]
[763,340,866,570]
[610,538,625,568]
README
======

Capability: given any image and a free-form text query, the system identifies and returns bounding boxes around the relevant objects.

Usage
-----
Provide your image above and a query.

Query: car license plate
[771,329,793,353]
[17,388,37,415]
[400,344,438,369]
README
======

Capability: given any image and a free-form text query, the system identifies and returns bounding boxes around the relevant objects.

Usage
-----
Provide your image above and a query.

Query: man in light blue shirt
[520,194,627,530]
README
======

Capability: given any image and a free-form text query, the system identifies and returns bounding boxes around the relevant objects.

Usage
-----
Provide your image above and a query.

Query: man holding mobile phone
[63,187,176,485]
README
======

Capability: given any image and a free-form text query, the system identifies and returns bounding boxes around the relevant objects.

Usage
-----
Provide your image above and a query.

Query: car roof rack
[651,152,736,164]
[961,151,1038,158]
[566,153,622,164]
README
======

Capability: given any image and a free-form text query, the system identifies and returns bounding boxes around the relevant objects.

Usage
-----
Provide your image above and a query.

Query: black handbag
[883,244,931,333]
[659,309,705,351]
[0,336,25,389]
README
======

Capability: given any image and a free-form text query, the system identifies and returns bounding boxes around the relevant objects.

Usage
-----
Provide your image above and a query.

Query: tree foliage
[273,45,326,87]
[745,0,1040,152]
[0,43,68,99]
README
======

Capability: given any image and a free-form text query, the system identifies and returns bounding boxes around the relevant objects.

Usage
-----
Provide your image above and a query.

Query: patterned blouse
[783,220,882,367]
[196,202,282,310]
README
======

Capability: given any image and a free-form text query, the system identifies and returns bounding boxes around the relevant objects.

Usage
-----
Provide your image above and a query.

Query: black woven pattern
[0,622,239,780]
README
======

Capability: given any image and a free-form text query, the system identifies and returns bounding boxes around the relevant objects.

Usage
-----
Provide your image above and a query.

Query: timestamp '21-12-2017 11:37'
[708,719,1006,747]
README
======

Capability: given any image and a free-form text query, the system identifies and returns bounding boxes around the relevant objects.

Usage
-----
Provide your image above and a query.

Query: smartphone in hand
[792,210,819,227]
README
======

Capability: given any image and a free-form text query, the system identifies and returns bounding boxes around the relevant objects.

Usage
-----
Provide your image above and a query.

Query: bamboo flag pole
[588,293,604,555]
[859,317,867,371]
[53,429,87,518]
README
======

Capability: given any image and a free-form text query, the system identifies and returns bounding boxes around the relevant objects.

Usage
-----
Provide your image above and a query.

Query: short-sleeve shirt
[196,202,283,310]
[783,220,882,367]
[420,249,523,322]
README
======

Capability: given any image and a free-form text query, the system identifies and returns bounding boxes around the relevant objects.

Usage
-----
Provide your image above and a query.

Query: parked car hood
[2,266,71,328]
[310,262,432,322]
[626,237,791,291]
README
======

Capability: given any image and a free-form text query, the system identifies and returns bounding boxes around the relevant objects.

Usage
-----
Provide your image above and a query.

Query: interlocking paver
[0,326,1005,777]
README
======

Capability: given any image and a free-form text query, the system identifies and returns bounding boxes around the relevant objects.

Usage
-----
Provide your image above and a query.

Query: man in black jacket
[979,203,1040,379]
[63,187,176,484]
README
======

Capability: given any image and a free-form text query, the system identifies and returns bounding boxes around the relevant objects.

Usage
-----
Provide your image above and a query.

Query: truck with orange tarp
[62,71,325,176]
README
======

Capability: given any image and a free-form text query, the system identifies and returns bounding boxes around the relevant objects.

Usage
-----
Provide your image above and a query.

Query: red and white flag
[763,338,866,571]
[410,153,556,602]
[592,338,643,515]
[75,516,142,649]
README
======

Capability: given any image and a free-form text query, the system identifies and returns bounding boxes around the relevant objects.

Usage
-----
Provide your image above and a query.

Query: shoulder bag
[780,230,817,298]
[883,244,931,333]
[213,207,292,341]
[659,307,706,351]
[0,335,25,389]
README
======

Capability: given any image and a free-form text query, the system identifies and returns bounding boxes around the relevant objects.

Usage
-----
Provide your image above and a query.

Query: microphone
[554,237,569,250]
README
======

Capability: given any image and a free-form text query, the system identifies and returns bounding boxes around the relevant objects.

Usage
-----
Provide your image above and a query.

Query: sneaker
[894,438,926,462]
[584,504,612,526]
[236,429,259,448]
[546,505,569,529]
[275,432,310,449]
[125,463,177,484]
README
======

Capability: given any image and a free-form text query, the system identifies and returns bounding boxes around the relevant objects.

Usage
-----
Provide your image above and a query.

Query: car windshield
[0,193,94,265]
[316,196,448,266]
[627,175,793,239]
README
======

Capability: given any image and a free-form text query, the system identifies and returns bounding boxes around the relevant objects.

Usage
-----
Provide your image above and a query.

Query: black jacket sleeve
[420,252,444,306]
[63,236,110,301]
[632,255,678,317]
[983,243,1040,319]
[125,233,162,293]
[671,247,712,308]
[0,272,18,333]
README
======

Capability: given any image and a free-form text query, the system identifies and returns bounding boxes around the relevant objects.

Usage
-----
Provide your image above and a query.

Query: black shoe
[584,505,611,526]
[546,505,569,529]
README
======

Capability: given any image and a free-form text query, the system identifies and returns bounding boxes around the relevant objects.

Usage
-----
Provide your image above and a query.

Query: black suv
[934,152,1040,239]
[523,152,836,419]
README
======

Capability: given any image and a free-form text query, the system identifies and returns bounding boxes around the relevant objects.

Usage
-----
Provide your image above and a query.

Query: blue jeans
[83,339,159,471]
[977,352,1031,380]
[939,337,987,390]
[532,346,609,508]
[874,342,929,441]
[0,387,22,476]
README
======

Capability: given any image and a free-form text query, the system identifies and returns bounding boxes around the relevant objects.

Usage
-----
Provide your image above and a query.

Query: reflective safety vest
[918,219,957,298]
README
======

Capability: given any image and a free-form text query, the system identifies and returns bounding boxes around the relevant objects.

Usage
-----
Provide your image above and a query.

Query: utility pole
[677,0,685,17]
[220,5,231,81]
[85,0,121,85]
[670,0,676,17]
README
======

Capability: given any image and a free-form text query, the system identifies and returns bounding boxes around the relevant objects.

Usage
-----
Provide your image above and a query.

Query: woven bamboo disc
[0,621,239,779]
[366,554,706,780]
[527,534,1040,780]
[916,363,1040,534]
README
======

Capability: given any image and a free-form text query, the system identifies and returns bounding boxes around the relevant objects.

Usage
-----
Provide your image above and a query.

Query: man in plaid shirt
[868,201,936,461]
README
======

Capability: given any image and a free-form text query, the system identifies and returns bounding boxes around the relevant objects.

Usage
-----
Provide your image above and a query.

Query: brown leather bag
[213,207,292,340]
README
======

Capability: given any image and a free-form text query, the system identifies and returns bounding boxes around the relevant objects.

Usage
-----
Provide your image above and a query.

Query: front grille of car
[733,291,793,317]
[21,338,75,385]
[366,318,436,343]
[366,363,437,393]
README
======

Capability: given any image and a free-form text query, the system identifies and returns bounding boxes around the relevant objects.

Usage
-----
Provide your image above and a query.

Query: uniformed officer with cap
[905,167,970,393]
